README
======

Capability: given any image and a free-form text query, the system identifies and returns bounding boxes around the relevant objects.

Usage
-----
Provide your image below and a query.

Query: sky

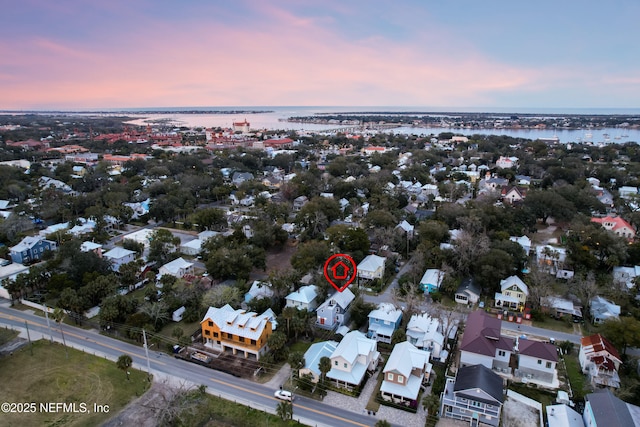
[1,0,639,110]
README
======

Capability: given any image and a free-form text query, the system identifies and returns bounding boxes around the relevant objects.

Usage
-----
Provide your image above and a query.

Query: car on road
[274,390,294,401]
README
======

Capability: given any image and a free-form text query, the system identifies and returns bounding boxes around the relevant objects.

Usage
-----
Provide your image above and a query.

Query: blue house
[367,303,403,344]
[420,269,444,293]
[9,236,57,264]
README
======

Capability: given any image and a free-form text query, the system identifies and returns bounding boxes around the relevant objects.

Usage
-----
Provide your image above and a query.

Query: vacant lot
[0,340,150,427]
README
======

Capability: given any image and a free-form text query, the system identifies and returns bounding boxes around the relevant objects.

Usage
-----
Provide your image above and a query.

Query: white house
[285,285,318,311]
[158,257,194,279]
[459,310,514,373]
[612,266,640,290]
[516,338,559,388]
[103,247,136,272]
[455,277,481,305]
[510,235,532,255]
[590,296,620,324]
[244,280,273,303]
[326,331,380,391]
[357,255,386,281]
[316,287,355,329]
[180,239,202,256]
[579,334,622,389]
[496,156,519,169]
[406,313,446,361]
[0,263,30,299]
[380,341,431,406]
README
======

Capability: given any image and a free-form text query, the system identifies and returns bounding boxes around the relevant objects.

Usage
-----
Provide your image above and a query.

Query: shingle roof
[460,310,514,356]
[581,333,621,362]
[500,275,529,295]
[585,390,637,427]
[518,339,558,362]
[454,364,504,404]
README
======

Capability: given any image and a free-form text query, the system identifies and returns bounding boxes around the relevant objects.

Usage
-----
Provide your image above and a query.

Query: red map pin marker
[323,253,357,292]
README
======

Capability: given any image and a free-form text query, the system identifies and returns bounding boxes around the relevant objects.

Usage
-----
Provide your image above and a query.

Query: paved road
[0,304,388,427]
[501,321,582,344]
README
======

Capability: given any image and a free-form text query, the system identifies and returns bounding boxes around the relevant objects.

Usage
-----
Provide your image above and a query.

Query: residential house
[293,195,308,211]
[590,296,620,324]
[0,263,30,299]
[380,342,431,406]
[396,220,415,238]
[231,171,254,186]
[579,334,622,389]
[440,364,505,427]
[326,331,380,391]
[496,156,519,169]
[357,254,386,281]
[591,215,635,240]
[510,235,532,255]
[541,296,583,322]
[455,277,481,305]
[459,310,514,373]
[285,285,319,311]
[612,266,640,291]
[201,304,273,360]
[583,390,640,427]
[546,404,585,427]
[103,247,136,272]
[618,186,639,200]
[536,245,567,274]
[367,303,402,344]
[420,268,444,293]
[515,338,559,388]
[158,257,194,279]
[9,236,57,264]
[180,238,202,256]
[316,287,356,329]
[80,241,103,257]
[406,313,446,361]
[299,340,339,382]
[244,280,273,303]
[501,186,527,204]
[515,175,532,186]
[495,275,529,310]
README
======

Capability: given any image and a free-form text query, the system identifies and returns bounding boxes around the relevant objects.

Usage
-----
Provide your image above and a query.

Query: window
[204,330,210,336]
[471,401,482,408]
[239,337,245,343]
[227,333,234,339]
[208,321,213,327]
[537,359,542,365]
[498,350,506,357]
[397,375,404,384]
[343,363,347,368]
[546,361,552,369]
[388,373,394,381]
[251,339,256,345]
[335,361,338,366]
[213,332,219,338]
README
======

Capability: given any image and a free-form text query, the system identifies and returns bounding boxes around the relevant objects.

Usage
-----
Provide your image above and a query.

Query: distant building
[591,215,635,240]
[9,236,57,264]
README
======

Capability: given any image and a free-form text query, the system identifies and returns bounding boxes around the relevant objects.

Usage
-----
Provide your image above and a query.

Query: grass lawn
[0,340,151,427]
[532,317,574,334]
[563,353,589,401]
[0,327,19,346]
[157,319,200,342]
[288,340,313,354]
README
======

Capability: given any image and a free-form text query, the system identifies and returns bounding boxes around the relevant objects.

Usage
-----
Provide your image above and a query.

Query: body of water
[74,106,640,144]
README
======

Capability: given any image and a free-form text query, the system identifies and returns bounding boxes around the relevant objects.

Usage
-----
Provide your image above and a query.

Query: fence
[506,389,544,427]
[19,299,56,314]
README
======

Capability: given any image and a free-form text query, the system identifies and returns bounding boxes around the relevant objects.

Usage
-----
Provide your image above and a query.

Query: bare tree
[524,264,554,310]
[571,272,599,320]
[428,304,462,350]
[453,230,490,276]
[392,282,424,320]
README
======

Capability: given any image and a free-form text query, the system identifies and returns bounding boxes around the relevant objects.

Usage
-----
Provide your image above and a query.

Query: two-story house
[406,313,446,361]
[591,215,635,241]
[103,247,136,272]
[367,303,402,344]
[459,310,514,374]
[515,338,559,388]
[357,255,386,281]
[316,287,355,329]
[285,285,319,311]
[158,257,194,279]
[293,195,308,211]
[440,364,505,427]
[326,331,380,391]
[380,341,431,407]
[495,275,529,310]
[420,269,444,294]
[579,334,622,389]
[9,236,57,264]
[201,304,273,360]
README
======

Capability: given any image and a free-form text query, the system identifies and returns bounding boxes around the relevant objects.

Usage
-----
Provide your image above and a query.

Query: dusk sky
[2,0,639,110]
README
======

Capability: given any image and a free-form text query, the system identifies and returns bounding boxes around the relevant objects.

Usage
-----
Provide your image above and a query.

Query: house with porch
[459,310,514,374]
[285,285,318,311]
[158,257,194,279]
[103,247,136,272]
[299,340,338,383]
[357,254,386,281]
[579,334,622,389]
[326,331,380,391]
[590,296,620,324]
[440,364,505,427]
[201,304,273,360]
[494,275,529,310]
[380,342,431,407]
[455,277,481,305]
[406,313,446,361]
[316,287,355,329]
[367,303,402,344]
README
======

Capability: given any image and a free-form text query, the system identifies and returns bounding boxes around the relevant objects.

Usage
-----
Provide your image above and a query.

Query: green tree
[600,317,640,356]
[290,240,330,273]
[422,393,440,416]
[117,354,133,381]
[288,351,305,371]
[148,228,180,266]
[524,190,575,225]
[375,420,391,427]
[267,331,288,361]
[391,328,407,345]
[201,285,242,309]
[319,356,332,383]
[193,208,227,232]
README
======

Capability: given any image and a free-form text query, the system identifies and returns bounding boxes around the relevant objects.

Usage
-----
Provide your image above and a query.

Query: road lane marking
[209,377,369,427]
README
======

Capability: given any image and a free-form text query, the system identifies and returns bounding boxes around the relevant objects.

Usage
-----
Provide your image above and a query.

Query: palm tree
[318,356,332,384]
[117,354,133,381]
[52,307,68,358]
[375,421,391,427]
[276,401,293,420]
[422,393,440,416]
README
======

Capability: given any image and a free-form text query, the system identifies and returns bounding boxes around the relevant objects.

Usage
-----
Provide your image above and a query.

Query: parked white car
[274,390,294,401]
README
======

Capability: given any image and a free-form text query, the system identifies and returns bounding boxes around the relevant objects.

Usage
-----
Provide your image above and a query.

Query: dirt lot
[102,380,178,427]
[250,240,298,280]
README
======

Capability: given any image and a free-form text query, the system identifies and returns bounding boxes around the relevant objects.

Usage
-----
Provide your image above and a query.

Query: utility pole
[25,321,33,356]
[44,304,53,343]
[142,329,152,380]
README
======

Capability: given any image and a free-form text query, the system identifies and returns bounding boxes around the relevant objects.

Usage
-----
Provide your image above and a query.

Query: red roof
[580,333,621,362]
[591,215,634,232]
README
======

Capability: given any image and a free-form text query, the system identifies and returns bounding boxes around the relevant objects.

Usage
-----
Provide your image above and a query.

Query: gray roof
[585,390,637,427]
[456,277,481,297]
[454,364,504,405]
